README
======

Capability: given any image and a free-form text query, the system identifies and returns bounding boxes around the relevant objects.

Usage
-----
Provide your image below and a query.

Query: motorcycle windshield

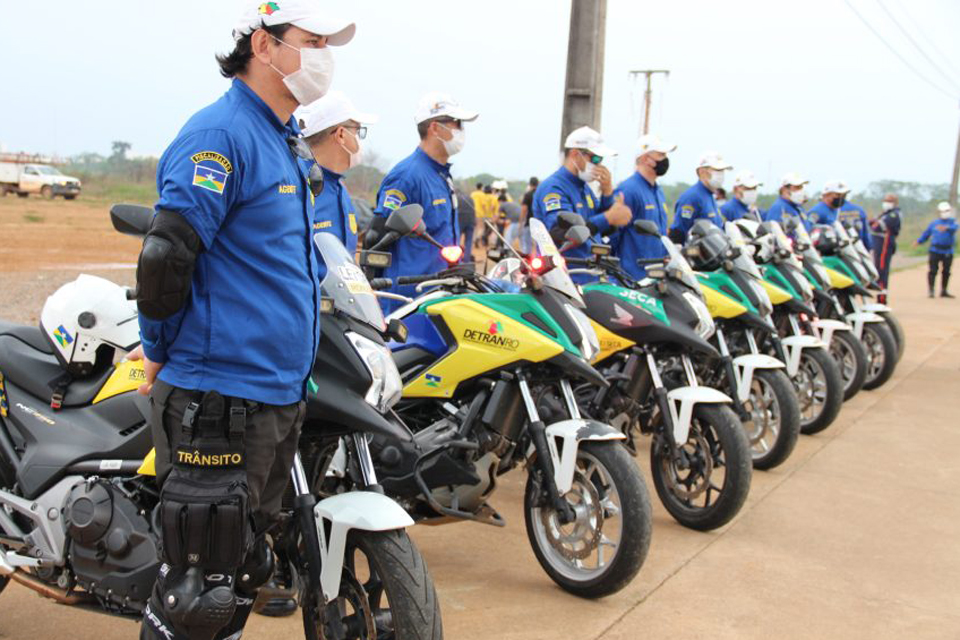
[834,222,869,279]
[768,221,805,270]
[529,218,585,305]
[724,222,764,279]
[663,236,703,294]
[315,233,387,332]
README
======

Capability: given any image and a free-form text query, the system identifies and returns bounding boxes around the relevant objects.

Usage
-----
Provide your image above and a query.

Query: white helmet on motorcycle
[40,274,140,377]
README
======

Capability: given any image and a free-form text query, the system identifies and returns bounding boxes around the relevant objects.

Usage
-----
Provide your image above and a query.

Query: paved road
[1,265,957,639]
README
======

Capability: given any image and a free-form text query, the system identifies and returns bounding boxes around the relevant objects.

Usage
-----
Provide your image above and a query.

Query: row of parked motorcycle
[0,201,901,639]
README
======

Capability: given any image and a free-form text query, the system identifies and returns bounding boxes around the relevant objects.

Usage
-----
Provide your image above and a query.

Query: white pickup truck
[0,162,82,199]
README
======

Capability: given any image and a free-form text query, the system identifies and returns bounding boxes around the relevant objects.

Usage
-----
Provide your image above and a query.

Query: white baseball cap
[733,171,762,189]
[938,202,953,213]
[564,126,617,158]
[635,134,677,158]
[233,1,355,45]
[698,151,732,171]
[781,172,809,187]
[297,91,378,138]
[821,179,850,195]
[414,91,479,125]
[491,179,508,190]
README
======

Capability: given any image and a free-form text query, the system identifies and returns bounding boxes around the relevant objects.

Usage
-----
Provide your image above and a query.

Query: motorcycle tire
[0,575,8,597]
[830,330,868,401]
[650,404,752,531]
[302,529,442,640]
[861,322,898,390]
[524,441,652,599]
[745,369,801,471]
[796,347,844,435]
[880,311,905,364]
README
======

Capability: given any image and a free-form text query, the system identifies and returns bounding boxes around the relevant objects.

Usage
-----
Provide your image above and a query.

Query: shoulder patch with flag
[190,151,233,195]
[680,204,695,218]
[543,192,562,212]
[383,189,407,211]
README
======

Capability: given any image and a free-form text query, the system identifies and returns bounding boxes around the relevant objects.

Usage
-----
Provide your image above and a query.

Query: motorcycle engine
[64,480,160,613]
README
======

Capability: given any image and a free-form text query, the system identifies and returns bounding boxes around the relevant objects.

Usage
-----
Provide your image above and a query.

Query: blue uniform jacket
[611,172,668,280]
[313,166,358,283]
[140,79,320,405]
[870,207,901,257]
[532,166,613,282]
[764,196,811,232]
[918,218,959,255]
[840,202,873,250]
[720,198,761,222]
[374,147,459,311]
[670,181,723,241]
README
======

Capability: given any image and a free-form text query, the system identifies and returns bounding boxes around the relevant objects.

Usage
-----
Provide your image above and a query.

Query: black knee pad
[161,567,236,640]
[236,538,275,596]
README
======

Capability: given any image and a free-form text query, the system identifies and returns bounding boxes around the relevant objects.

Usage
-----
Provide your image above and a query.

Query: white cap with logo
[564,126,617,158]
[822,179,850,195]
[297,91,378,138]
[780,172,809,188]
[698,151,733,171]
[414,91,479,125]
[733,171,762,189]
[635,134,677,158]
[233,1,355,45]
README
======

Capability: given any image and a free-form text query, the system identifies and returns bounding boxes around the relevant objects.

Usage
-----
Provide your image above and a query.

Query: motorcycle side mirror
[110,204,154,237]
[633,219,660,236]
[563,225,591,249]
[384,204,425,235]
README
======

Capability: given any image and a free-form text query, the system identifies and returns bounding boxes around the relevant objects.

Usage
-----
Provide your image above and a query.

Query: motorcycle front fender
[665,386,732,444]
[731,354,785,404]
[861,302,892,314]
[544,419,624,495]
[844,311,884,340]
[780,334,826,376]
[810,318,851,348]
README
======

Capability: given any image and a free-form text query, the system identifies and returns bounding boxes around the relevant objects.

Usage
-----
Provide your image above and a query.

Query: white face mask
[707,169,725,190]
[881,201,895,212]
[788,188,806,205]
[271,38,335,106]
[577,152,598,182]
[941,210,954,219]
[437,124,465,156]
[741,189,758,206]
[342,128,363,169]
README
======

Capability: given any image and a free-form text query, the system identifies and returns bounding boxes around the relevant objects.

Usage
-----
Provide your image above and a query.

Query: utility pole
[628,69,670,136]
[951,108,960,209]
[559,0,607,151]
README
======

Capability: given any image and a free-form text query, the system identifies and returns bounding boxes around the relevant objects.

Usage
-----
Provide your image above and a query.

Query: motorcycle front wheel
[0,574,8,597]
[302,529,442,640]
[743,369,801,470]
[829,330,867,401]
[861,322,898,390]
[651,404,752,531]
[524,441,652,599]
[794,347,844,435]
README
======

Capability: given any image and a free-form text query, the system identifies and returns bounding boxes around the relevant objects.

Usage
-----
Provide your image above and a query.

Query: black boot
[942,291,955,299]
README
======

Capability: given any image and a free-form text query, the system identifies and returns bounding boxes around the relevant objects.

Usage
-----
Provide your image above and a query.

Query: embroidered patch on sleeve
[543,193,562,212]
[383,188,407,211]
[348,213,358,235]
[680,205,695,219]
[190,151,233,195]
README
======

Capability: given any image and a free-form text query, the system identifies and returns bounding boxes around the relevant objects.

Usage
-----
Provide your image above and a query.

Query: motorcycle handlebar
[396,273,444,285]
[369,278,393,290]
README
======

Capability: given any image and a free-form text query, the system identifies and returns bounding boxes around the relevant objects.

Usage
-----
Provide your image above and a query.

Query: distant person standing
[915,202,958,298]
[470,182,486,248]
[721,171,763,222]
[458,184,477,255]
[668,151,731,243]
[517,176,539,255]
[869,193,901,303]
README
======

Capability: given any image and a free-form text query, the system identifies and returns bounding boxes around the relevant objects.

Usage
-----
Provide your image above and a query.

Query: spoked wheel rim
[530,449,624,582]
[862,327,886,382]
[659,419,727,509]
[796,354,828,425]
[830,337,858,392]
[743,375,781,460]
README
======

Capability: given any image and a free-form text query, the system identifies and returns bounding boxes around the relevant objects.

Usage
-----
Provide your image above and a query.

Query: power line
[842,0,958,102]
[890,0,960,80]
[873,0,960,92]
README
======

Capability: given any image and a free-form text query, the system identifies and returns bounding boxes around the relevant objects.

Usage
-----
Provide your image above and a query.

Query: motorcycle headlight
[564,304,599,363]
[346,332,403,412]
[683,292,715,339]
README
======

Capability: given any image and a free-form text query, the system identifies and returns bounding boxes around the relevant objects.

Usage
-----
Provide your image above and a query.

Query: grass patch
[23,213,44,223]
[78,179,157,205]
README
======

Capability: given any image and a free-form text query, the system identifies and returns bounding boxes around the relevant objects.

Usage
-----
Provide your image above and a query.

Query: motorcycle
[0,204,442,640]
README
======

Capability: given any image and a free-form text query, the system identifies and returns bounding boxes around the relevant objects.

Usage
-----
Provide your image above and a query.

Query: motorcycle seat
[0,320,54,355]
[0,334,113,407]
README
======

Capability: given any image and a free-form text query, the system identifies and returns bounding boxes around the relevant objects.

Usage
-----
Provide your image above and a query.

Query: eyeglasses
[342,125,368,140]
[581,150,603,165]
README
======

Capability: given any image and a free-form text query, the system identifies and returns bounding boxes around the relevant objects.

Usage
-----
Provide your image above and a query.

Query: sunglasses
[581,151,603,165]
[286,135,325,197]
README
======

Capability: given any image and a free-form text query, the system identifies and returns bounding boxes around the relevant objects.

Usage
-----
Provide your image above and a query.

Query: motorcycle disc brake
[319,567,376,640]
[664,426,714,501]
[539,469,604,561]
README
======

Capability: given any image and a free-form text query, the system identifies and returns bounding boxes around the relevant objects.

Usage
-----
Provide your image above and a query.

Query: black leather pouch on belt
[159,391,252,571]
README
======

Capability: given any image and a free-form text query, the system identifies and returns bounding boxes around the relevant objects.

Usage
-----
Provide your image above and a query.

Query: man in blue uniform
[916,202,958,298]
[135,3,354,638]
[870,193,902,302]
[668,151,732,242]
[808,179,847,226]
[373,91,478,312]
[838,182,873,250]
[611,134,676,280]
[764,172,811,232]
[721,170,763,222]
[532,126,632,281]
[300,90,378,280]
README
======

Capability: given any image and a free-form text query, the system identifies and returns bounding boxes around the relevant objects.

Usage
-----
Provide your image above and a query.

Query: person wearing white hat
[763,172,813,232]
[721,171,764,223]
[808,179,850,227]
[915,202,958,298]
[609,134,676,279]
[137,2,355,639]
[531,126,632,280]
[371,91,478,311]
[668,151,732,243]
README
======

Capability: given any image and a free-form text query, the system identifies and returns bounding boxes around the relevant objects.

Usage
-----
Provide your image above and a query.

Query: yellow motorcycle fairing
[700,285,748,319]
[402,298,564,398]
[92,359,147,404]
[759,279,793,305]
[590,319,636,364]
[138,449,156,476]
[825,266,855,289]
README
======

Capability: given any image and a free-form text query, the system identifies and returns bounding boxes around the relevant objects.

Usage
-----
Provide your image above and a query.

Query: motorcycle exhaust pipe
[7,569,94,604]
[0,551,13,576]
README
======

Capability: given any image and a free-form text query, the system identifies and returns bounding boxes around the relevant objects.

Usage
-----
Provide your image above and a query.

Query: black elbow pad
[136,209,202,320]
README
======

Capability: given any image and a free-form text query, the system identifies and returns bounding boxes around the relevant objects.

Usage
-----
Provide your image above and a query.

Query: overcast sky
[2,0,959,194]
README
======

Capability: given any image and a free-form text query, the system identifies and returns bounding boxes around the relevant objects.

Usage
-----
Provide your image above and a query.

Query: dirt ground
[1,196,958,638]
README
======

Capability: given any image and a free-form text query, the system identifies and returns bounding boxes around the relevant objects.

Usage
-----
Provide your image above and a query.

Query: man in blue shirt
[300,90,378,281]
[373,91,478,312]
[916,202,959,298]
[808,179,847,226]
[611,134,676,280]
[870,193,902,302]
[764,172,812,232]
[669,151,732,243]
[532,126,632,281]
[135,3,354,638]
[721,171,763,222]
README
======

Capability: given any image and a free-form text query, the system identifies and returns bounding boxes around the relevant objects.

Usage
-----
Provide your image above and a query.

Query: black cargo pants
[140,379,304,640]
